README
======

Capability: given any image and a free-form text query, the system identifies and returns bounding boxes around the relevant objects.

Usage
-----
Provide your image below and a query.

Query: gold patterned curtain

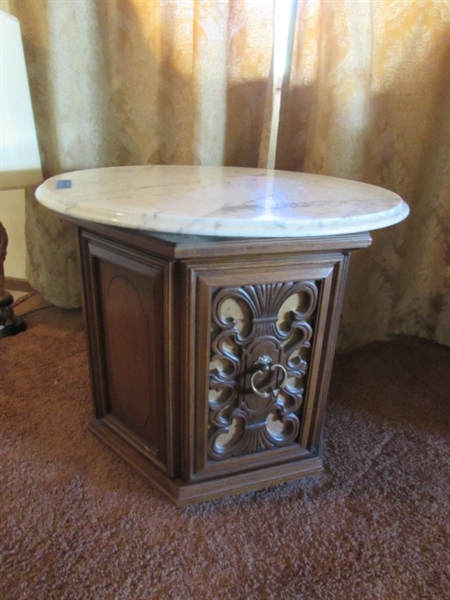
[11,0,275,306]
[276,0,450,349]
[11,0,450,349]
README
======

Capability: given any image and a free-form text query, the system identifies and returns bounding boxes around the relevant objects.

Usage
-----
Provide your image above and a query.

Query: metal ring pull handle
[251,356,289,399]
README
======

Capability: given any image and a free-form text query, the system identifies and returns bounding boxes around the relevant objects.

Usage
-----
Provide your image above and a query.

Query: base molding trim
[5,277,33,294]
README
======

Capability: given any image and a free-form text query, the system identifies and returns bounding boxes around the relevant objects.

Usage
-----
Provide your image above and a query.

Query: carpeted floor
[1,295,449,599]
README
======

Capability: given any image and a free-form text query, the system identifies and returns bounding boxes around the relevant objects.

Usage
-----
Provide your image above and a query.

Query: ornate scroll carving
[208,281,319,461]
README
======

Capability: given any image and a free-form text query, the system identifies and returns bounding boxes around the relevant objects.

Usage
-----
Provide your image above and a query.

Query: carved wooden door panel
[185,254,349,482]
[208,281,318,459]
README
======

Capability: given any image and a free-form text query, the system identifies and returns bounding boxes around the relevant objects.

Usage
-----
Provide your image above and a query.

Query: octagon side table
[36,166,409,505]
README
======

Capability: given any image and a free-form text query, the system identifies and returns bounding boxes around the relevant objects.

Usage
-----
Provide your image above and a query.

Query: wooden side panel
[99,259,164,456]
[79,231,174,475]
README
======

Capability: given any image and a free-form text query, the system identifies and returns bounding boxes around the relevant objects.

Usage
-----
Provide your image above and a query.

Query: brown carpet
[1,295,449,599]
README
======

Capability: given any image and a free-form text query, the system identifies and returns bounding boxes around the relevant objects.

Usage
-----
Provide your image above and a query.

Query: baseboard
[5,277,33,293]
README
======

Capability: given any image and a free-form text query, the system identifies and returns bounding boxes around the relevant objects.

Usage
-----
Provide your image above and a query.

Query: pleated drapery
[14,0,275,306]
[276,0,450,349]
[11,0,450,349]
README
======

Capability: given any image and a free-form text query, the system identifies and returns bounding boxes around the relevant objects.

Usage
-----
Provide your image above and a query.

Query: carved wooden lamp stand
[0,222,26,337]
[0,11,42,338]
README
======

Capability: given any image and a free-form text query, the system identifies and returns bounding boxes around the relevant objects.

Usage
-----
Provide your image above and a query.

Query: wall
[0,189,27,280]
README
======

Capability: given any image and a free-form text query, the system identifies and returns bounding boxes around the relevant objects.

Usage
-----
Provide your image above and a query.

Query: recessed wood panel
[103,272,152,426]
[99,256,166,461]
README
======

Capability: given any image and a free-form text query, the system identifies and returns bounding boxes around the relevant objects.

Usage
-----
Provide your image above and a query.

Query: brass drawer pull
[251,356,288,398]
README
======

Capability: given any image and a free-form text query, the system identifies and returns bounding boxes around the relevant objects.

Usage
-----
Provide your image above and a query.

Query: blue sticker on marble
[56,180,72,189]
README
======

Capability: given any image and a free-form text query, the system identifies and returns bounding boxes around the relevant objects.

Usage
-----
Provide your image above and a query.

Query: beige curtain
[276,0,450,350]
[12,0,275,306]
[12,0,450,350]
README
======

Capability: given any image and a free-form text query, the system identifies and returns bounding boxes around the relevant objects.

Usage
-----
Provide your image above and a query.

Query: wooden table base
[77,221,371,505]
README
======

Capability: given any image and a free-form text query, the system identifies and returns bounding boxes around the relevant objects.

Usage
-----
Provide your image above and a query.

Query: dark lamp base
[1,219,27,338]
[0,314,26,338]
[0,291,26,339]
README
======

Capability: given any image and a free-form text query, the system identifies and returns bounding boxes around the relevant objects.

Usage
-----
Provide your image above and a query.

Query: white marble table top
[36,165,409,238]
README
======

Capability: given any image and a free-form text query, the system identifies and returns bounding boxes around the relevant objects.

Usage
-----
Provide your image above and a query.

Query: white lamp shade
[0,11,42,190]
